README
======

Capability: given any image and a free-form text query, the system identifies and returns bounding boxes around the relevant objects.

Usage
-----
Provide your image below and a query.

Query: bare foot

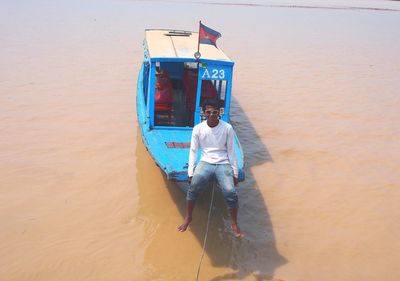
[231,223,243,238]
[177,217,192,232]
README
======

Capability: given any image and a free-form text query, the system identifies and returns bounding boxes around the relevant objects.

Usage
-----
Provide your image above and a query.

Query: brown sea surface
[1,0,400,280]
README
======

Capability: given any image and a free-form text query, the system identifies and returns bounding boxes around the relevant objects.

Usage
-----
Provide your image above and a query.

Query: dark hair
[201,98,221,111]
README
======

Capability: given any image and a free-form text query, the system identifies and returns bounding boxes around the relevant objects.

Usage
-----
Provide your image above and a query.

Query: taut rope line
[195,183,216,281]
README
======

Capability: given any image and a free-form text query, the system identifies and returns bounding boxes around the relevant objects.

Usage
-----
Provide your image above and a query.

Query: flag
[199,22,221,47]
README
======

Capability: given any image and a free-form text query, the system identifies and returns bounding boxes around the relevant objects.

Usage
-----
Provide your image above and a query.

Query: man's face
[204,105,220,122]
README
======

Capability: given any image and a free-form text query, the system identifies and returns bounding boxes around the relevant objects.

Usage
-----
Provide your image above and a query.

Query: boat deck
[142,128,192,181]
[142,126,244,182]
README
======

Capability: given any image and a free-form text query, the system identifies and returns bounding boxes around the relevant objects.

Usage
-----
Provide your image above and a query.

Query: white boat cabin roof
[145,29,232,63]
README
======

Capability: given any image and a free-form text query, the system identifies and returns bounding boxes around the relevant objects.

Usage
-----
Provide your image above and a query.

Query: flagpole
[196,20,201,87]
[197,20,201,59]
[196,21,201,121]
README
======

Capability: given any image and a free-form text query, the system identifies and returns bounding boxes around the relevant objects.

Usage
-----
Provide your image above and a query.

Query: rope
[195,183,216,281]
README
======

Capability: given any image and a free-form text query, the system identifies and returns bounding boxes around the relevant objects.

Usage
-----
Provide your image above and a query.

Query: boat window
[143,62,150,104]
[154,62,191,127]
[199,79,228,119]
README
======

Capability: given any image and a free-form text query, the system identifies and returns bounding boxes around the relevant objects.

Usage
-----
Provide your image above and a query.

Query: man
[177,98,242,237]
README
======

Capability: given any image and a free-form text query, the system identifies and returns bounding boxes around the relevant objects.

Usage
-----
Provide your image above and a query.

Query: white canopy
[145,29,232,62]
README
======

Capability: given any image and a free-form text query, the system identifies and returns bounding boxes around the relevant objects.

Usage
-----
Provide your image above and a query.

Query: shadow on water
[136,97,287,280]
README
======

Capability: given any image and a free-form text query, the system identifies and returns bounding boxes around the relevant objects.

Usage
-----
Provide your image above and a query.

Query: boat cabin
[142,29,234,129]
[137,29,244,183]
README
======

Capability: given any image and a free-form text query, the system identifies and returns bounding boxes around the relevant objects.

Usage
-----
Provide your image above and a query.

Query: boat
[136,28,245,188]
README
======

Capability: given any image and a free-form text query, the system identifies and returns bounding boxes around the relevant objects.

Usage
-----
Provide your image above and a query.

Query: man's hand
[188,176,193,185]
[233,177,239,187]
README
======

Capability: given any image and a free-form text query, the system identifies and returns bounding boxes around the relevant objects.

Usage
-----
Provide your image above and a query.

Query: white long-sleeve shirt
[188,120,238,178]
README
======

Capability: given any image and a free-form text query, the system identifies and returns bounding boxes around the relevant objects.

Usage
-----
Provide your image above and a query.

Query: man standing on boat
[178,98,242,237]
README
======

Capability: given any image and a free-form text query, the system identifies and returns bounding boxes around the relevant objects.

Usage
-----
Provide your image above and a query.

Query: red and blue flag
[199,22,221,47]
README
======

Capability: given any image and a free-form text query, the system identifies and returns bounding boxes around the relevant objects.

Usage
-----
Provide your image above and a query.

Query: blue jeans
[186,161,238,209]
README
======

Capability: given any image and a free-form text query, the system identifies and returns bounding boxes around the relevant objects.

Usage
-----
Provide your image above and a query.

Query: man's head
[201,98,221,112]
[201,98,221,126]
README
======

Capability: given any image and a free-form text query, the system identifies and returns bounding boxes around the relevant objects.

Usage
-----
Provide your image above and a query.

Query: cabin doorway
[153,62,189,127]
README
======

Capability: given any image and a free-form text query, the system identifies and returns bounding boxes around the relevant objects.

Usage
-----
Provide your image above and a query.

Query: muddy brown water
[1,0,400,280]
